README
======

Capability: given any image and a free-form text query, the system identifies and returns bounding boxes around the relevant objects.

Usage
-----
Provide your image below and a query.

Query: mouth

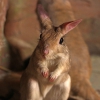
[40,49,54,60]
[41,49,49,58]
[42,53,46,58]
[43,53,50,59]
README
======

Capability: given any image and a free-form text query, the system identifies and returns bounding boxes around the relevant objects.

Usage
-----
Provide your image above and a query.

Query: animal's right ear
[37,4,52,29]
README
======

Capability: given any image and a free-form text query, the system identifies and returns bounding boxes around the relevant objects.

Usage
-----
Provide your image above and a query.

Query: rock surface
[90,55,100,89]
[0,0,10,68]
[5,0,100,61]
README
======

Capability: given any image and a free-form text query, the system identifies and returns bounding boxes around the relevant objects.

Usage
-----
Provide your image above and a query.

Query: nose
[43,44,49,55]
[44,49,49,55]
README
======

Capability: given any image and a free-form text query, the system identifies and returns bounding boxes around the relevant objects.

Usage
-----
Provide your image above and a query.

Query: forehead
[41,27,62,40]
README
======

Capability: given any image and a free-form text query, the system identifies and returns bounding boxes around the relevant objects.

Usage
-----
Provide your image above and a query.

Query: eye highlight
[59,38,64,44]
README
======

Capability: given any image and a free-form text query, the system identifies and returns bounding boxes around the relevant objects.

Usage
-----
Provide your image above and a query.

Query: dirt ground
[90,55,100,90]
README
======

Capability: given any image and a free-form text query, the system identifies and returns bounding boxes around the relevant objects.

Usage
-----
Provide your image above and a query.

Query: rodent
[20,4,82,100]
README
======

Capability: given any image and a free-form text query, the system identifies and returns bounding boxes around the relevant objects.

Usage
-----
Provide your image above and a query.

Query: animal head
[37,4,82,59]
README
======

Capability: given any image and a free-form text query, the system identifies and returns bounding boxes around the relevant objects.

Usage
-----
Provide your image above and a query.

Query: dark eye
[40,34,42,39]
[59,38,64,44]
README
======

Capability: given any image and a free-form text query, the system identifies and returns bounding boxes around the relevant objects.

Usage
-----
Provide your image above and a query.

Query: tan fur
[20,5,72,100]
[20,31,71,100]
[40,1,100,100]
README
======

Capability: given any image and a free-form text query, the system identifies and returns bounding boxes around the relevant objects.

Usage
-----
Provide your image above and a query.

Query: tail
[74,79,100,100]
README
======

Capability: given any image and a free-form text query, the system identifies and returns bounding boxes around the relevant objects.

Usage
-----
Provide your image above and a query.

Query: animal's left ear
[60,19,82,35]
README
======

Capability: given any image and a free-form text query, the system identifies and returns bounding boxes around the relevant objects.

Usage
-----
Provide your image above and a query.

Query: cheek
[49,49,54,55]
[50,45,58,54]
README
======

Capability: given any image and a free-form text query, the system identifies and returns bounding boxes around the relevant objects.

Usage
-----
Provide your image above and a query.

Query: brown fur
[40,1,100,99]
[20,4,73,100]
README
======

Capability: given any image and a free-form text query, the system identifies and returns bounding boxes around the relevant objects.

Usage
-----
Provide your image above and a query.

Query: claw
[49,78,55,82]
[41,71,49,78]
[49,72,59,82]
[49,75,56,82]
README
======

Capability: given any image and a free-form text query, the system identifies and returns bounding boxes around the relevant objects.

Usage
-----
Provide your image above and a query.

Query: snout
[43,44,49,55]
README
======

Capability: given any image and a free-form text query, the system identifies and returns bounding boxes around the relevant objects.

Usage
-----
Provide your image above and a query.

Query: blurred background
[0,0,100,100]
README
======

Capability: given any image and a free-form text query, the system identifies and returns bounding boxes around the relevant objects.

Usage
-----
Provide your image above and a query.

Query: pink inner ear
[61,19,82,35]
[37,4,49,20]
[62,21,73,30]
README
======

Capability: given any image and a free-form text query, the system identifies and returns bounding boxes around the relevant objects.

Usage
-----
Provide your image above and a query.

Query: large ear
[37,4,52,29]
[60,19,82,35]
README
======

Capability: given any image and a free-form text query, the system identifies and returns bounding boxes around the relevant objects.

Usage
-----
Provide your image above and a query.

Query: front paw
[49,72,59,82]
[41,68,49,78]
